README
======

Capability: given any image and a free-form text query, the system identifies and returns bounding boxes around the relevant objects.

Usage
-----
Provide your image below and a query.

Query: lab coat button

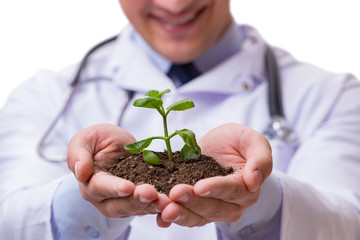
[241,78,255,91]
[239,225,253,236]
[85,226,100,238]
[242,82,250,91]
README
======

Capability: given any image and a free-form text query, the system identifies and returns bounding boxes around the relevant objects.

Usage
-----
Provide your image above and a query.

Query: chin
[161,44,203,64]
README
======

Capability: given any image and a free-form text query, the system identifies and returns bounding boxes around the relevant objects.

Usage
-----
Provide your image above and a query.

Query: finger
[169,184,244,223]
[132,184,160,204]
[81,171,135,202]
[67,124,137,182]
[97,196,157,218]
[199,123,272,192]
[67,139,94,183]
[155,194,173,228]
[96,184,161,218]
[153,193,172,213]
[242,132,273,192]
[193,174,250,203]
[161,202,210,227]
[198,123,248,169]
[92,126,136,168]
[157,213,172,228]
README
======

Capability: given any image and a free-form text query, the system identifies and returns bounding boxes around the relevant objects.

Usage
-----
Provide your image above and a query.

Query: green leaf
[142,150,163,166]
[167,99,195,112]
[158,89,171,97]
[176,129,201,155]
[180,144,202,160]
[145,89,171,99]
[124,138,153,154]
[145,90,160,99]
[145,90,160,98]
[133,97,163,109]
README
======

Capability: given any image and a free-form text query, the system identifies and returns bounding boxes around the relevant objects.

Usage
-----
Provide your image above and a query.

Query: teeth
[162,13,196,26]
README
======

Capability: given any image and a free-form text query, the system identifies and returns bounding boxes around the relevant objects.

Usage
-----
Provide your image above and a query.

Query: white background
[0,0,359,108]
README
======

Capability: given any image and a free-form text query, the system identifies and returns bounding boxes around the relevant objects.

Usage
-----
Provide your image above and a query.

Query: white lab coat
[0,24,360,239]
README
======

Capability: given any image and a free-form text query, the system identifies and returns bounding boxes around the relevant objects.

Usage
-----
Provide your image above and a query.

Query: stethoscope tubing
[71,35,118,87]
[72,35,286,119]
[37,35,297,161]
[264,45,284,118]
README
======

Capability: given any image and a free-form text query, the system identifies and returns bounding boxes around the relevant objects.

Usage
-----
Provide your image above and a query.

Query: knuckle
[188,219,209,228]
[206,204,223,220]
[99,208,115,218]
[227,185,243,202]
[79,188,92,202]
[226,215,241,223]
[246,191,260,206]
[224,207,244,223]
[102,201,130,218]
[177,214,209,228]
[81,193,91,202]
[228,211,243,222]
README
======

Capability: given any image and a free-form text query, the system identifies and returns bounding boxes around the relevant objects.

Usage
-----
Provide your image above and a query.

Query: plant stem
[162,114,173,160]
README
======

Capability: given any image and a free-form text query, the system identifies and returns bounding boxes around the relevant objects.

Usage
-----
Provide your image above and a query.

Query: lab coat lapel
[180,26,267,94]
[180,39,266,94]
[110,26,175,93]
[110,25,267,94]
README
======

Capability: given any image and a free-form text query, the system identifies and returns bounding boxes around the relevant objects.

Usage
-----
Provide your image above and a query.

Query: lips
[156,12,197,26]
[151,7,205,29]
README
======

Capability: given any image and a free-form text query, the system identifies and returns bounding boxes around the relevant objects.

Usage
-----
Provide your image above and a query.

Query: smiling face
[119,0,232,63]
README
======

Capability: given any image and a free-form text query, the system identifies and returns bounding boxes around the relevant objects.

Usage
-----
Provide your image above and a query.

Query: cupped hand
[158,123,273,227]
[67,124,170,218]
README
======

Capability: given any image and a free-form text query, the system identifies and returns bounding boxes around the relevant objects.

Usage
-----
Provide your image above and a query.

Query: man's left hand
[157,123,273,227]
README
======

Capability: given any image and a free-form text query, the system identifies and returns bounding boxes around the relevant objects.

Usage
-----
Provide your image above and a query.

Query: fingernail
[139,196,153,204]
[75,162,80,179]
[198,191,211,197]
[252,170,262,192]
[176,193,189,203]
[116,189,130,197]
[154,206,161,213]
[172,214,182,222]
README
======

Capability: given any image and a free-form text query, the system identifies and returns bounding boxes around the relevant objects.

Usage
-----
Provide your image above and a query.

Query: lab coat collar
[109,24,267,94]
[108,25,174,93]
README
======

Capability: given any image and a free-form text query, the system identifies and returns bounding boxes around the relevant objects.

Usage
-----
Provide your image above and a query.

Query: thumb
[67,137,94,183]
[243,167,263,193]
[243,151,272,192]
[242,144,272,192]
[242,131,273,192]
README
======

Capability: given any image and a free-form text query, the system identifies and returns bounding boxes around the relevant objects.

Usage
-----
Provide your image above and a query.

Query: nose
[153,0,197,14]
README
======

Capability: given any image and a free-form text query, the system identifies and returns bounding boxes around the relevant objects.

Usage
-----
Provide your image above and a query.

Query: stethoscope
[37,35,297,161]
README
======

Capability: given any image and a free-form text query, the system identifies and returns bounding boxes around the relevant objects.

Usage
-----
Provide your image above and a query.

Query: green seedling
[124,89,201,165]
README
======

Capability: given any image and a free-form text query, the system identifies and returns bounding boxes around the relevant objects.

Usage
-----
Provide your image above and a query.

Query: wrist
[51,174,133,239]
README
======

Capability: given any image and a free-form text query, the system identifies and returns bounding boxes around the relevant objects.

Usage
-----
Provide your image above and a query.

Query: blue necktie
[167,63,201,87]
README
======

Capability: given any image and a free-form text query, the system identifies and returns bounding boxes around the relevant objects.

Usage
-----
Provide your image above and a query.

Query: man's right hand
[66,124,171,218]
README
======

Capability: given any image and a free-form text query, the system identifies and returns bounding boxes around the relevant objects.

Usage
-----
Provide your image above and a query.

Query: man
[1,0,360,239]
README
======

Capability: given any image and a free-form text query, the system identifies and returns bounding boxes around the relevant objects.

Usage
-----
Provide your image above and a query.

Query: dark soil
[105,151,233,195]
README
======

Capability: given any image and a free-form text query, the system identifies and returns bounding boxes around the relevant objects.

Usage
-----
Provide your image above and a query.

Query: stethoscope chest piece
[264,115,297,143]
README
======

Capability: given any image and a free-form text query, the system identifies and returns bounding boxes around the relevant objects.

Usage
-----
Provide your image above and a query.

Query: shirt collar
[109,24,268,94]
[131,30,171,74]
[195,21,245,72]
[131,20,245,74]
